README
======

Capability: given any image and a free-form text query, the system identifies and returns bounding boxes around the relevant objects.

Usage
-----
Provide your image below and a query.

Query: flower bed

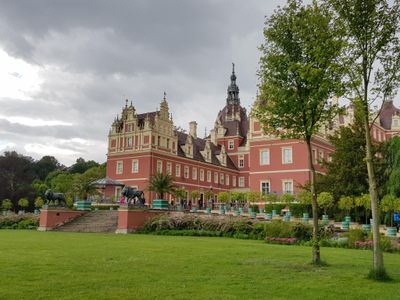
[0,213,39,229]
[354,240,373,249]
[265,237,298,245]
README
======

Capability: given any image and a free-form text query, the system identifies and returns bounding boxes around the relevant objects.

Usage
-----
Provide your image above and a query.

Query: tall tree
[0,151,36,209]
[385,136,400,197]
[33,156,62,181]
[328,0,400,279]
[256,0,344,264]
[68,157,100,174]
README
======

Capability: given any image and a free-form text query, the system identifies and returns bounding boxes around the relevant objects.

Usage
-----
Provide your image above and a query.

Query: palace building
[105,65,400,204]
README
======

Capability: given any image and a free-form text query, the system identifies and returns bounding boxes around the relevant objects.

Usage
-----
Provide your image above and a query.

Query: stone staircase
[55,210,118,233]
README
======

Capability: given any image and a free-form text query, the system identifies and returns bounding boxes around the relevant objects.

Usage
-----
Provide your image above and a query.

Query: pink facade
[105,67,400,203]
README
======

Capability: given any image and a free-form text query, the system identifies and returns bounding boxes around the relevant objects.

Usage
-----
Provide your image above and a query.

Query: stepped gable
[380,100,400,130]
[176,130,237,170]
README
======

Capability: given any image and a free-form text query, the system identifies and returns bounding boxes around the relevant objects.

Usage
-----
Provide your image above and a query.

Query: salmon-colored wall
[116,208,165,233]
[38,209,83,231]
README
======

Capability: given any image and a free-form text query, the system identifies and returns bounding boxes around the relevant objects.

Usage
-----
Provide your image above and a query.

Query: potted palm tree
[190,190,200,212]
[355,194,371,232]
[18,198,29,214]
[2,199,13,215]
[381,194,400,237]
[34,196,44,215]
[339,196,354,230]
[317,192,334,225]
[148,172,175,210]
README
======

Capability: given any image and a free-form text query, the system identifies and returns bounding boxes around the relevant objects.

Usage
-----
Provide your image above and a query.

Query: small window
[238,155,244,168]
[166,162,172,175]
[233,176,237,187]
[207,170,211,182]
[261,181,270,195]
[228,140,234,150]
[184,166,189,179]
[157,160,163,173]
[214,172,218,184]
[116,161,123,174]
[220,173,224,185]
[238,177,245,188]
[132,160,139,173]
[312,149,317,164]
[226,175,230,186]
[176,164,181,177]
[200,169,204,181]
[260,149,270,165]
[283,180,293,194]
[192,167,197,180]
[282,147,292,164]
[127,137,133,147]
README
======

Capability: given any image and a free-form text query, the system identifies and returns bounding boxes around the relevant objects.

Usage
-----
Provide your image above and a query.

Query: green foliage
[18,198,29,209]
[288,203,311,217]
[34,197,44,209]
[264,204,286,214]
[190,190,200,201]
[281,193,295,204]
[297,190,311,205]
[317,192,334,214]
[246,192,260,204]
[2,199,12,210]
[173,188,186,201]
[0,214,39,229]
[218,192,229,203]
[265,193,278,204]
[380,195,400,227]
[231,192,246,202]
[338,196,354,215]
[386,137,400,197]
[343,229,368,246]
[69,157,100,174]
[147,173,175,200]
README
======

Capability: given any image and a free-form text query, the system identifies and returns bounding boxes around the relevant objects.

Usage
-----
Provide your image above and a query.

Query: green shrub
[288,203,311,217]
[343,229,367,246]
[292,222,312,240]
[264,204,286,214]
[264,221,293,238]
[0,214,39,229]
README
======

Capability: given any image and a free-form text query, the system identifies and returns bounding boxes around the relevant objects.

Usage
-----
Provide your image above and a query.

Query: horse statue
[45,189,67,206]
[121,186,145,206]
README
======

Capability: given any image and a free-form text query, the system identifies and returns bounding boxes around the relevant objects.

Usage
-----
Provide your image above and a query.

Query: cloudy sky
[0,0,292,165]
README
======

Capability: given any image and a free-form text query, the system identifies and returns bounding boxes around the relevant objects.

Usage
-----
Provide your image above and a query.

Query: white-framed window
[328,154,333,162]
[220,173,224,185]
[282,147,292,164]
[226,175,230,186]
[260,181,270,195]
[192,167,197,180]
[319,150,324,162]
[312,149,317,164]
[260,149,270,165]
[282,180,293,194]
[167,138,170,148]
[233,176,237,187]
[228,140,234,150]
[207,170,211,182]
[238,177,245,188]
[214,172,218,184]
[127,137,133,147]
[238,155,244,168]
[200,169,204,181]
[132,159,139,173]
[166,162,172,175]
[176,164,181,177]
[184,166,189,179]
[116,161,123,174]
[157,160,163,173]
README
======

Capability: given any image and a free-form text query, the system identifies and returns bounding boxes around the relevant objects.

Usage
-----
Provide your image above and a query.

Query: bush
[264,204,286,214]
[264,221,294,238]
[292,222,313,240]
[0,214,39,229]
[288,203,311,217]
[343,229,367,246]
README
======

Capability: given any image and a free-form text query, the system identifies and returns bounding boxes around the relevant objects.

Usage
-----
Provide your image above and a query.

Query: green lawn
[0,231,399,299]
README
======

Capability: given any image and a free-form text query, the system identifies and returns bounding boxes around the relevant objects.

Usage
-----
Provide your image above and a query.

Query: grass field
[0,231,399,300]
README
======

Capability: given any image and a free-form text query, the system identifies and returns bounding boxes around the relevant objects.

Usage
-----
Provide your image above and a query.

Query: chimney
[189,121,197,139]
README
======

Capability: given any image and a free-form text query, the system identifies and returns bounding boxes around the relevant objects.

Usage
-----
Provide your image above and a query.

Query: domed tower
[210,63,248,149]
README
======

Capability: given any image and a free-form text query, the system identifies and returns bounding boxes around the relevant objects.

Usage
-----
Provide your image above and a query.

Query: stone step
[55,211,119,233]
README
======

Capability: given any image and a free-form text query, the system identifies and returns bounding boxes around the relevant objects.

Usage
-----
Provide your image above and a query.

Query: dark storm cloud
[0,0,287,164]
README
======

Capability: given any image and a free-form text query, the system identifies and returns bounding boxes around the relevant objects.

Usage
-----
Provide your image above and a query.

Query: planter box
[386,227,397,237]
[152,199,169,210]
[341,221,349,231]
[76,201,91,211]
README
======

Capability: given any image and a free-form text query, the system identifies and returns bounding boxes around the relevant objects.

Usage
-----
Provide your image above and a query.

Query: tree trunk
[306,137,320,265]
[363,109,385,273]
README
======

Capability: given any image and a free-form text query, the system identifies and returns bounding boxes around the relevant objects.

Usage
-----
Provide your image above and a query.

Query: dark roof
[216,104,248,146]
[176,131,237,170]
[380,101,400,130]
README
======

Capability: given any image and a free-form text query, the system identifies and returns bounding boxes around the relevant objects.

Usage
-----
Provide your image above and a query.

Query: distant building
[105,65,400,204]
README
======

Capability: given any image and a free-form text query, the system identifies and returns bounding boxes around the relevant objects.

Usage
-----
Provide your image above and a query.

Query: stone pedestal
[116,205,166,234]
[38,207,83,231]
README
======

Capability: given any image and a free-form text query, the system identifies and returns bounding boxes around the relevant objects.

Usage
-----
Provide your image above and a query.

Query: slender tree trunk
[362,105,385,273]
[306,137,320,265]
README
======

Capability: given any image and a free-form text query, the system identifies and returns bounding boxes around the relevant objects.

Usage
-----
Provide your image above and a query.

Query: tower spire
[226,63,240,105]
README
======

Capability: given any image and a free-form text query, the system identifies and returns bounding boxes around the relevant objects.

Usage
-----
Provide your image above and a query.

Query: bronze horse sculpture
[121,186,145,206]
[45,189,67,206]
